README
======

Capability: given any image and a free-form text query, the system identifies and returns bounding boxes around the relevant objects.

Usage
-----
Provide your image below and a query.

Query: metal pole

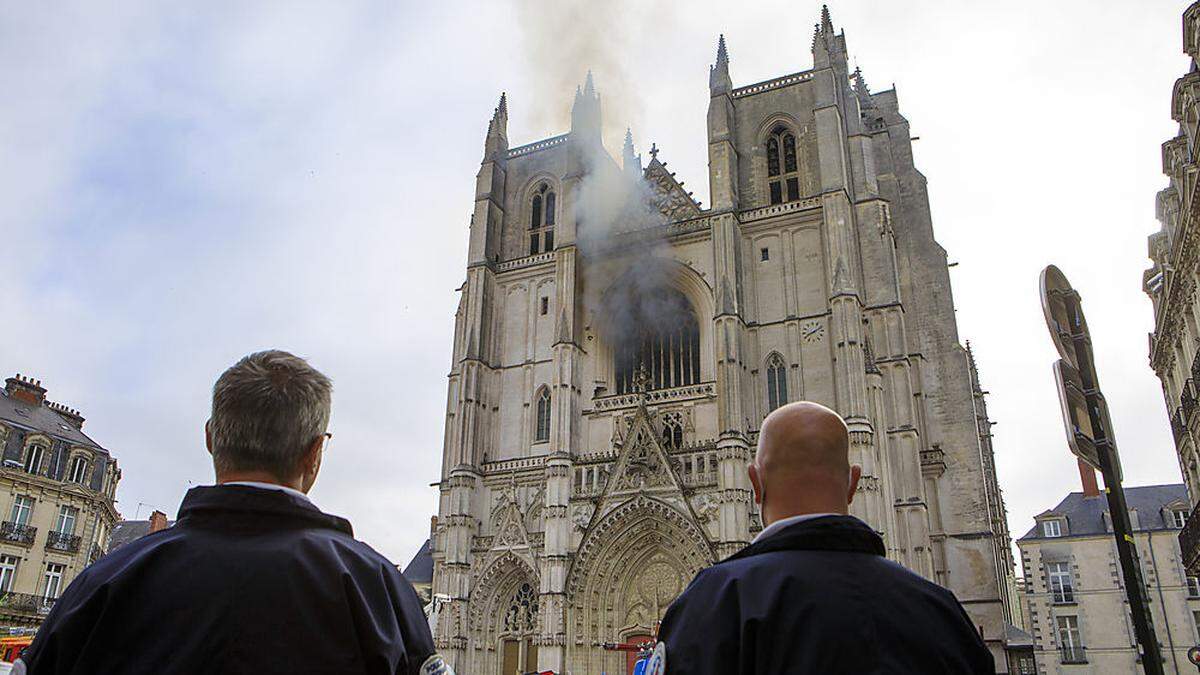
[1066,293,1164,674]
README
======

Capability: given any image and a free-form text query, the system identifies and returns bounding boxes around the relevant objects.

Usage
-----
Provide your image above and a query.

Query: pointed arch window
[661,411,684,450]
[612,288,701,395]
[502,581,539,673]
[766,353,788,412]
[766,125,800,205]
[534,388,551,443]
[528,183,556,255]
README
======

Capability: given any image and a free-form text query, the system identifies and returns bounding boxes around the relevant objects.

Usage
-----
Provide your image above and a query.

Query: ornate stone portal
[431,8,1015,674]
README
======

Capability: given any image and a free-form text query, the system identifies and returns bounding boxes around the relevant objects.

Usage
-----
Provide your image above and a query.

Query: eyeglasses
[321,432,333,452]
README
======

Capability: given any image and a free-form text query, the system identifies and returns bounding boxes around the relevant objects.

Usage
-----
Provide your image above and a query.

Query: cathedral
[429,8,1015,674]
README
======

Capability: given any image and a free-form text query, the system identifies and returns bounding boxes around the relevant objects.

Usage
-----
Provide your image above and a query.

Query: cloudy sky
[0,1,1188,566]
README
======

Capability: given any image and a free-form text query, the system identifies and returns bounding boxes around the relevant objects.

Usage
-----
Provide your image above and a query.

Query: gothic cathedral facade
[432,10,1014,674]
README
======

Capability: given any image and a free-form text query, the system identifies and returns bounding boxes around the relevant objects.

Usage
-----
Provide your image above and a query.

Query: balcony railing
[45,531,81,554]
[1173,406,1188,445]
[0,592,56,617]
[0,522,36,547]
[1051,587,1075,604]
[1181,500,1200,573]
[1059,645,1087,664]
[1184,379,1198,421]
[88,544,106,564]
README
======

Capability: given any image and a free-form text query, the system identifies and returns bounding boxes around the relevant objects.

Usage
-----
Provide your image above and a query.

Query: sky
[0,0,1189,566]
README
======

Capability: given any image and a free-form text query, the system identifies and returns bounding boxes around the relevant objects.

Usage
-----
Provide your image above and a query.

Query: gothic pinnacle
[497,91,507,118]
[820,4,833,33]
[583,70,596,98]
[716,33,729,66]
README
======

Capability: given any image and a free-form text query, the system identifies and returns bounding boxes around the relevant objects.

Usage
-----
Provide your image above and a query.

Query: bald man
[653,402,993,674]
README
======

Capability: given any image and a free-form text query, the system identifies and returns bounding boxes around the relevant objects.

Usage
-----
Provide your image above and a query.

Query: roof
[402,539,433,584]
[1004,624,1034,648]
[0,389,107,454]
[109,519,172,550]
[1018,484,1188,541]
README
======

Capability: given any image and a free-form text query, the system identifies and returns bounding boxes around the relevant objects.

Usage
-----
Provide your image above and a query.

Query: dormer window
[1173,508,1189,528]
[68,456,89,485]
[1043,519,1063,538]
[23,444,44,475]
[766,125,800,205]
[529,184,556,255]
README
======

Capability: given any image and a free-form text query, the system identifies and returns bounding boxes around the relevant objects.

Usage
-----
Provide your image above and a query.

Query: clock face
[802,321,825,343]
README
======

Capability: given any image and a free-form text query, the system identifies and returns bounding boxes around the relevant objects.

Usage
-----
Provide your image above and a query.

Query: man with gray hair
[20,350,450,675]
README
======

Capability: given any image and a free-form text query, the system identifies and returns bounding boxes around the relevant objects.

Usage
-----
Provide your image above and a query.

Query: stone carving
[691,493,720,523]
[571,503,595,531]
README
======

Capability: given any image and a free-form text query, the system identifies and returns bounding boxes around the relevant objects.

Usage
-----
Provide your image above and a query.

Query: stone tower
[431,8,1013,673]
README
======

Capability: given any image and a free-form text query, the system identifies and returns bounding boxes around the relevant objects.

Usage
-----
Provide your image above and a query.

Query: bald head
[750,402,860,526]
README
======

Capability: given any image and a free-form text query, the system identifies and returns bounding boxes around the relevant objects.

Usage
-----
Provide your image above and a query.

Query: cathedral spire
[482,91,508,160]
[583,70,595,98]
[811,4,847,69]
[571,71,602,145]
[622,128,642,178]
[709,33,732,94]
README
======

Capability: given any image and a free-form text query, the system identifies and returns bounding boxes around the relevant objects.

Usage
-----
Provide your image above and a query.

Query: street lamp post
[1041,265,1163,674]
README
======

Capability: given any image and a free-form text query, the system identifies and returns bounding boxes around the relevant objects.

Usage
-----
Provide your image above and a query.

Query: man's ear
[302,435,325,482]
[205,420,213,456]
[748,462,763,506]
[847,464,863,506]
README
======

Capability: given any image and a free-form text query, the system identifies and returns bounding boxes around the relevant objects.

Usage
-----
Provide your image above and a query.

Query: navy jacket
[23,485,437,675]
[658,515,994,674]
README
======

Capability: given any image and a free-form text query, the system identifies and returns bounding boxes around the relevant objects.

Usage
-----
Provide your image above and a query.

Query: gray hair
[209,350,332,479]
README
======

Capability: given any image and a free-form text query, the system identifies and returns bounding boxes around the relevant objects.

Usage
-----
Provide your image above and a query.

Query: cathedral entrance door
[624,634,651,675]
[500,638,537,675]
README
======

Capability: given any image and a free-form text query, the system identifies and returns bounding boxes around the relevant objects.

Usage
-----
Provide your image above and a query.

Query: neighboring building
[0,374,120,627]
[1146,2,1200,573]
[403,539,433,605]
[1017,477,1200,673]
[108,510,170,552]
[431,7,1016,674]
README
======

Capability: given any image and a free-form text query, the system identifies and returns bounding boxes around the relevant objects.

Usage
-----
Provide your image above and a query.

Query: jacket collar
[726,514,885,563]
[177,484,354,537]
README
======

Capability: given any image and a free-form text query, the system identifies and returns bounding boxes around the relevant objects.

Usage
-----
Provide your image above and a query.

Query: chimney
[1078,459,1101,498]
[5,374,46,406]
[148,510,169,533]
[45,400,85,430]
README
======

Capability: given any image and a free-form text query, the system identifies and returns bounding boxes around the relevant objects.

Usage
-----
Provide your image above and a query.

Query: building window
[760,247,770,262]
[534,388,551,443]
[501,582,539,674]
[23,444,45,475]
[528,183,556,255]
[1189,576,1200,599]
[1048,561,1075,603]
[766,354,788,413]
[1057,615,1085,663]
[55,505,77,536]
[612,288,701,395]
[68,455,89,485]
[1173,509,1188,528]
[765,125,800,205]
[43,563,64,600]
[1042,519,1062,537]
[9,496,32,527]
[540,297,549,316]
[0,555,17,593]
[661,412,684,450]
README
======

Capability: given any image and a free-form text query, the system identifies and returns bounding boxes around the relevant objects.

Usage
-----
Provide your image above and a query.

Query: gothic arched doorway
[565,495,713,675]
